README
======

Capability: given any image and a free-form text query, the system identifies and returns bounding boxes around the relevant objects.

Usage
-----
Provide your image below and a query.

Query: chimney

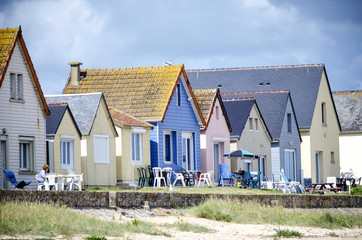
[68,62,83,86]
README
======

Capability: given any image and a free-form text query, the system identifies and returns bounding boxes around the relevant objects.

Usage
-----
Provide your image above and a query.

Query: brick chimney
[68,62,83,86]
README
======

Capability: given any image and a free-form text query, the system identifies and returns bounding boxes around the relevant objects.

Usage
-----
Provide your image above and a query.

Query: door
[182,132,194,170]
[1,137,7,189]
[284,150,295,181]
[315,152,321,183]
[213,143,220,182]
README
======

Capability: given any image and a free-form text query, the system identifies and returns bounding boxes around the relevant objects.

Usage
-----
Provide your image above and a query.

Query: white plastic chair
[198,170,213,187]
[69,173,83,191]
[162,167,173,186]
[173,172,186,186]
[152,167,166,187]
[44,173,61,191]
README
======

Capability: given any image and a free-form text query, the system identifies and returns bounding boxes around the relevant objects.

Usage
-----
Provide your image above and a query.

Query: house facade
[224,91,302,182]
[63,64,205,172]
[223,99,271,180]
[0,27,50,189]
[187,64,340,182]
[333,90,362,178]
[194,88,232,182]
[46,93,118,187]
[110,108,154,186]
[46,104,81,175]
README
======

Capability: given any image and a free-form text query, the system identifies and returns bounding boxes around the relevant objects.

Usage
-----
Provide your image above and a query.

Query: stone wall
[1,190,361,209]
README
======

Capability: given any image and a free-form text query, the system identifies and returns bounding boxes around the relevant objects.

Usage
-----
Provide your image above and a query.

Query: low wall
[0,190,361,209]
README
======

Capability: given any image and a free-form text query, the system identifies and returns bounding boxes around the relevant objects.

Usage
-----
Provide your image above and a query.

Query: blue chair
[218,164,234,186]
[250,172,261,188]
[241,171,251,188]
[2,170,31,189]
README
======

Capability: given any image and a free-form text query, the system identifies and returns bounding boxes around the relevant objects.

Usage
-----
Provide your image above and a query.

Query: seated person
[35,164,49,183]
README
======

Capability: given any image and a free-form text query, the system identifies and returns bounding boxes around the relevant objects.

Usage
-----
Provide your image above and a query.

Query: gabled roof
[109,108,154,129]
[0,26,50,115]
[45,92,117,136]
[223,91,301,141]
[223,98,271,141]
[46,103,81,137]
[187,64,329,130]
[193,88,232,132]
[333,90,361,133]
[63,64,205,126]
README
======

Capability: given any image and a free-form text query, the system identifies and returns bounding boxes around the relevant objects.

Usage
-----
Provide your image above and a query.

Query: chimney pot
[68,62,83,86]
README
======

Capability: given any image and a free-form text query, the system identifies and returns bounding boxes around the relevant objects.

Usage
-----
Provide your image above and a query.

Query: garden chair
[2,169,31,189]
[197,170,213,187]
[250,172,261,188]
[137,168,145,187]
[44,173,61,191]
[162,167,173,186]
[218,164,234,187]
[66,169,84,191]
[172,171,186,186]
[141,167,149,187]
[279,169,306,194]
[147,165,154,186]
[152,167,166,187]
[241,170,251,188]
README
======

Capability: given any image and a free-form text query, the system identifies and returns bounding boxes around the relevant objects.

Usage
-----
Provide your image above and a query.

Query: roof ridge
[187,63,325,72]
[48,103,68,107]
[332,90,362,94]
[222,90,290,95]
[46,92,103,97]
[223,97,255,101]
[81,64,183,72]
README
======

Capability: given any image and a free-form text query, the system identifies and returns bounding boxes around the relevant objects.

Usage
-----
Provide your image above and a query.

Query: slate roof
[46,103,81,137]
[109,108,154,129]
[223,91,301,141]
[223,99,257,138]
[193,88,232,131]
[187,64,330,130]
[332,90,361,132]
[45,92,117,136]
[0,26,49,115]
[63,64,205,125]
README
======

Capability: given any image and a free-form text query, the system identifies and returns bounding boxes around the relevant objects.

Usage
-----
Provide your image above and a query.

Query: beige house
[0,26,50,189]
[46,104,81,175]
[109,108,154,186]
[46,93,118,187]
[187,64,341,183]
[223,99,272,179]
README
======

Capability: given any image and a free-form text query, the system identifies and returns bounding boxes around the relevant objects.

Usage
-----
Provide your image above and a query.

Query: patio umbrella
[223,149,258,159]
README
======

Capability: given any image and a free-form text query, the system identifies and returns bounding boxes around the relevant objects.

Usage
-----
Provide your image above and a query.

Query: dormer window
[10,73,24,101]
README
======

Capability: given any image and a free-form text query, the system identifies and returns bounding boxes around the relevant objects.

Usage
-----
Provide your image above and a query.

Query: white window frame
[131,132,143,163]
[19,137,33,171]
[94,135,109,163]
[163,131,173,164]
[60,135,75,169]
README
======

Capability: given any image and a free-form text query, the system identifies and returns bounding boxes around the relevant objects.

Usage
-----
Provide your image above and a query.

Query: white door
[284,150,296,181]
[182,132,194,170]
[315,152,321,183]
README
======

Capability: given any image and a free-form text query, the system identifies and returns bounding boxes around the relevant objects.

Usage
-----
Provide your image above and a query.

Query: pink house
[194,88,232,182]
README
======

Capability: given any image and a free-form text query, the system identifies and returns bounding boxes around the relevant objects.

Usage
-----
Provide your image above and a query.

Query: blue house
[63,64,205,172]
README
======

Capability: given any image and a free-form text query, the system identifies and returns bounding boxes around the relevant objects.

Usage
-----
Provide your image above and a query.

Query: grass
[164,220,215,233]
[274,228,302,238]
[351,185,362,195]
[188,199,362,229]
[0,202,170,238]
[86,185,282,195]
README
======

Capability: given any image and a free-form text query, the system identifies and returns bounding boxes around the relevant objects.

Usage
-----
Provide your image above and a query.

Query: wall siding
[0,42,47,189]
[150,78,201,171]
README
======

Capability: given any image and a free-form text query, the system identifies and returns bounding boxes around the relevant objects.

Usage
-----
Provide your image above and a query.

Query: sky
[1,0,362,94]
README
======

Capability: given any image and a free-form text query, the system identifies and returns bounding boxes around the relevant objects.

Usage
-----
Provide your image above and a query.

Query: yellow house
[45,92,118,187]
[46,103,81,175]
[109,108,154,186]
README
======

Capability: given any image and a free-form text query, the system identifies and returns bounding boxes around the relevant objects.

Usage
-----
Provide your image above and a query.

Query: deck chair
[250,172,261,188]
[173,171,186,186]
[3,170,31,189]
[218,164,234,186]
[279,169,306,194]
[241,171,251,188]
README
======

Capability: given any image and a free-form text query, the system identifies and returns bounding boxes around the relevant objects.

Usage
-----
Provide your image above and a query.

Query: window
[164,132,172,163]
[215,106,219,120]
[255,118,258,131]
[331,152,335,164]
[287,113,292,132]
[94,135,109,163]
[131,133,143,162]
[10,73,23,100]
[321,102,327,125]
[60,136,74,169]
[249,118,253,131]
[19,137,33,171]
[176,83,181,106]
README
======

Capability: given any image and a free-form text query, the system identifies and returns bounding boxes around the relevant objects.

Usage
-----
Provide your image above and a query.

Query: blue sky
[1,0,361,94]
